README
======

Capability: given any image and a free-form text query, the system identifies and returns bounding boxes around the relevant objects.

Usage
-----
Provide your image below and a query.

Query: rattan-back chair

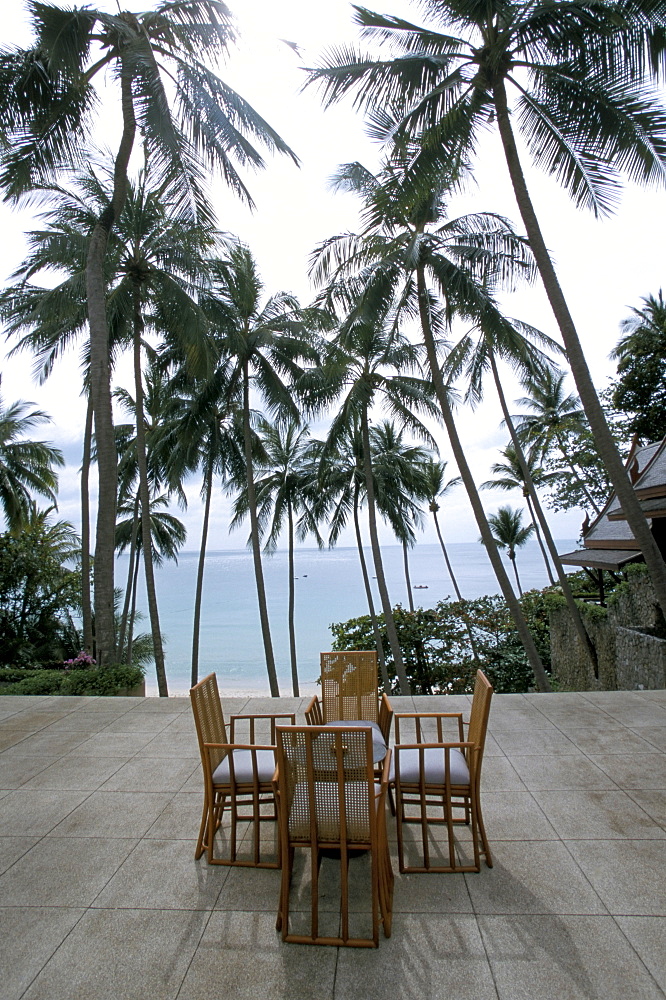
[392,669,494,873]
[305,651,393,744]
[274,725,394,947]
[190,673,295,867]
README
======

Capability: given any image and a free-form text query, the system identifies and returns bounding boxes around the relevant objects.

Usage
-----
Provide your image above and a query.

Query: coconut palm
[0,394,63,534]
[201,244,318,697]
[0,0,298,664]
[233,417,322,697]
[306,2,666,616]
[610,290,666,443]
[421,459,464,598]
[482,444,557,584]
[310,159,551,691]
[484,506,535,597]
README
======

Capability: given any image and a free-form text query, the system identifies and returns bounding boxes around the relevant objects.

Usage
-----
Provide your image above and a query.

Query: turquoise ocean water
[119,540,576,697]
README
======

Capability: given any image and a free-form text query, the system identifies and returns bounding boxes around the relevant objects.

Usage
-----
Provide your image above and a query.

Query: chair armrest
[203,742,277,786]
[230,713,296,742]
[304,695,323,726]
[394,711,465,743]
[378,693,393,743]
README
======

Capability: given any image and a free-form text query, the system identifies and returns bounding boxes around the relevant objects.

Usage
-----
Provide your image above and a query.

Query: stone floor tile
[509,754,616,790]
[479,913,666,1000]
[616,916,666,993]
[0,906,84,1000]
[69,731,156,756]
[484,707,556,732]
[481,790,558,841]
[214,861,282,912]
[562,726,660,755]
[42,712,126,733]
[0,754,60,789]
[0,836,136,906]
[479,756,527,791]
[177,910,337,1000]
[144,792,201,840]
[52,790,174,838]
[626,789,666,828]
[0,789,90,836]
[1,730,91,757]
[99,756,198,793]
[22,755,127,791]
[0,729,32,750]
[635,727,666,752]
[94,839,225,910]
[130,696,193,713]
[139,731,200,757]
[101,712,182,733]
[566,839,666,915]
[587,701,666,728]
[391,861,475,913]
[493,728,580,755]
[334,913,498,1000]
[464,840,606,915]
[532,789,666,839]
[21,907,209,1000]
[0,835,40,875]
[587,752,666,789]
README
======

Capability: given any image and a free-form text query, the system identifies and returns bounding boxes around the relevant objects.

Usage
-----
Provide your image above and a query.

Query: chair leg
[195,795,208,860]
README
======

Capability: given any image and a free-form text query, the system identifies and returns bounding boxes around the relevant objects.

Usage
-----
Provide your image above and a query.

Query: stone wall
[550,569,666,691]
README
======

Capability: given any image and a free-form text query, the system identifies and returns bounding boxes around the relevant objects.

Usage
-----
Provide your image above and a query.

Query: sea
[119,540,577,697]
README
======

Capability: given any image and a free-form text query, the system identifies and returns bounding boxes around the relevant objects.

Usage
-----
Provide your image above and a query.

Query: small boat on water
[413,584,429,589]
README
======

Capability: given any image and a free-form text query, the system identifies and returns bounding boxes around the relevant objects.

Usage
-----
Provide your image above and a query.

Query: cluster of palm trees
[2,1,666,697]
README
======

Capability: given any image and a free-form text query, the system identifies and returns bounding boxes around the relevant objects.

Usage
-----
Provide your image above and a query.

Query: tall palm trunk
[430,503,481,661]
[360,410,411,694]
[242,363,280,696]
[353,483,391,691]
[509,550,522,595]
[417,264,551,691]
[490,352,599,673]
[133,287,168,696]
[191,450,214,688]
[287,496,300,697]
[493,79,666,619]
[402,539,415,612]
[86,60,136,665]
[126,547,141,668]
[80,394,94,652]
[118,492,140,663]
[524,489,555,585]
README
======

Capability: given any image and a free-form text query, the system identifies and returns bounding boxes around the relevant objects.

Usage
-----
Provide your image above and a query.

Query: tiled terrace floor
[0,689,665,1000]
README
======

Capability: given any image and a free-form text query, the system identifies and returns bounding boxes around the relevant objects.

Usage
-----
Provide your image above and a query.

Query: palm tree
[201,244,317,697]
[484,506,535,597]
[421,459,464,600]
[610,290,666,443]
[306,3,666,617]
[310,159,552,691]
[301,297,440,696]
[0,1,298,664]
[513,368,601,516]
[233,417,322,697]
[0,394,63,534]
[482,444,557,585]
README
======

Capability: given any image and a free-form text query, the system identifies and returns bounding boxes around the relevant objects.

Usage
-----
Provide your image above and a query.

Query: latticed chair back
[467,669,493,781]
[320,651,379,725]
[190,672,229,777]
[275,725,394,947]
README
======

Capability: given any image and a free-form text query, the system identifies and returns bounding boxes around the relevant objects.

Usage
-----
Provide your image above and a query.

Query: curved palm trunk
[86,59,136,665]
[524,490,555,585]
[493,79,666,620]
[287,497,300,697]
[353,484,391,691]
[242,363,280,697]
[80,394,94,652]
[133,289,168,696]
[126,547,141,668]
[402,539,415,612]
[490,352,600,675]
[431,504,481,661]
[509,552,522,595]
[360,411,411,694]
[118,493,140,663]
[417,264,551,691]
[191,451,214,689]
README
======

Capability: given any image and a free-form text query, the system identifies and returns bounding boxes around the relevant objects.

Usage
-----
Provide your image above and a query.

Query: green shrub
[0,664,144,696]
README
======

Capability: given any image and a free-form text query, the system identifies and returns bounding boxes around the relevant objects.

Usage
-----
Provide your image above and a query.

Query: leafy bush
[330,589,553,695]
[0,664,145,696]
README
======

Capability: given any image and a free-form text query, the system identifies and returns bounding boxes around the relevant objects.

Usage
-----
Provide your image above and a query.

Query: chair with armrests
[190,672,295,867]
[392,669,494,873]
[305,650,393,745]
[274,724,393,947]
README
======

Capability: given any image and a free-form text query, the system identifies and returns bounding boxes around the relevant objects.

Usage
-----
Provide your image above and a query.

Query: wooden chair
[305,650,393,744]
[392,669,494,873]
[190,673,295,867]
[274,724,394,948]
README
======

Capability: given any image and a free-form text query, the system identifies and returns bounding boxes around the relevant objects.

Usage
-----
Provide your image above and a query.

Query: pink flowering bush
[63,651,96,670]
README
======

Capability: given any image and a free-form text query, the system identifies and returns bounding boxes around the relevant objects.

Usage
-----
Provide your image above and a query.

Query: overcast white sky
[1,0,664,551]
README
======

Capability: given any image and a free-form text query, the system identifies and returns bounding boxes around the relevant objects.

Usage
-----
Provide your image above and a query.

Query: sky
[1,0,664,552]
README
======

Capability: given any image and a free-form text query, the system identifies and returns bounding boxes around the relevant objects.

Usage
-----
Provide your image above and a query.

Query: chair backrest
[276,725,376,845]
[320,651,379,725]
[190,672,228,775]
[468,669,493,762]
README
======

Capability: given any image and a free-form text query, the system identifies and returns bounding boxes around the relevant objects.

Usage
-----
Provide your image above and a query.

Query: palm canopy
[422,457,461,512]
[481,442,557,495]
[484,504,534,561]
[369,419,431,545]
[0,0,297,214]
[307,1,666,217]
[0,394,64,532]
[512,367,588,462]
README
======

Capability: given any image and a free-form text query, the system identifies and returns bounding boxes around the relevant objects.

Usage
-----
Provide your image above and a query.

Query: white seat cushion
[390,747,470,786]
[212,748,275,786]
